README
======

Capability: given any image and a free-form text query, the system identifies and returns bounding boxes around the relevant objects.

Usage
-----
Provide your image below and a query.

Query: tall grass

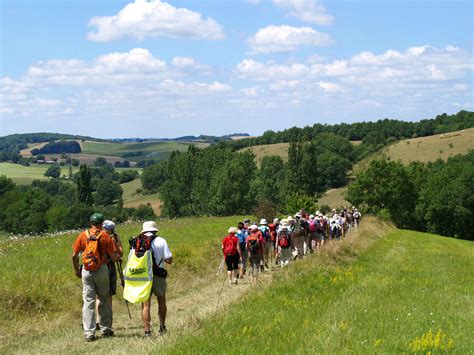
[0,215,244,349]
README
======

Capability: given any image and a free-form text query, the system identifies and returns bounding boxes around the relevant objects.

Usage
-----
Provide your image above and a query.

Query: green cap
[90,213,104,224]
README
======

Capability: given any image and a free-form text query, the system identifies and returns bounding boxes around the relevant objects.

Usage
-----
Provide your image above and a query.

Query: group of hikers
[71,207,360,342]
[221,207,362,285]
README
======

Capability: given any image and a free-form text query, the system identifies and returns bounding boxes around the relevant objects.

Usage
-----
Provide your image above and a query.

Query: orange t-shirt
[72,227,116,267]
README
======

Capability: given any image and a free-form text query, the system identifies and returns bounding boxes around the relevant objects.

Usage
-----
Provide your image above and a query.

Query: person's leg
[225,256,233,285]
[141,299,152,332]
[157,295,167,329]
[82,269,97,340]
[96,264,112,335]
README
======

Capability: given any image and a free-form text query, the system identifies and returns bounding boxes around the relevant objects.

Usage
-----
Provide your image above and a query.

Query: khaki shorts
[151,276,167,297]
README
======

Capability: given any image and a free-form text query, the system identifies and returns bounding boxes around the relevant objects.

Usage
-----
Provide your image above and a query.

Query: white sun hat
[228,226,238,234]
[250,224,258,231]
[141,221,158,233]
[259,218,267,225]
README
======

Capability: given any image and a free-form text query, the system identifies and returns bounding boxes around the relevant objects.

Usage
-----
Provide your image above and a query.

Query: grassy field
[355,128,474,172]
[121,178,161,214]
[1,217,472,353]
[0,162,62,184]
[318,187,350,209]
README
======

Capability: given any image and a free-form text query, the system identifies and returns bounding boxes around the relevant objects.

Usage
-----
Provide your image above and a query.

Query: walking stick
[117,260,132,320]
[215,258,225,277]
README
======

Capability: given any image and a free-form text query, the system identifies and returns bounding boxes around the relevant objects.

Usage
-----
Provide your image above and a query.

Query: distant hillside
[355,127,474,172]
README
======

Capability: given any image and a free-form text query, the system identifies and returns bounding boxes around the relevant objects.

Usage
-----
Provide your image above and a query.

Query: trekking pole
[215,258,224,277]
[117,260,132,320]
[215,273,228,312]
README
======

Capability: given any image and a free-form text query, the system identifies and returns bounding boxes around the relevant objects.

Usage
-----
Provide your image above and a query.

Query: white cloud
[248,25,332,53]
[272,0,333,25]
[35,98,62,107]
[318,81,342,93]
[236,59,310,80]
[207,81,232,92]
[87,0,225,42]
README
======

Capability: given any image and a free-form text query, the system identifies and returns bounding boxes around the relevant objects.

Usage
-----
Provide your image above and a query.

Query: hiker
[268,218,279,264]
[222,227,242,285]
[258,219,271,269]
[95,220,123,329]
[353,208,361,228]
[246,225,264,284]
[236,222,248,278]
[290,214,306,259]
[275,220,292,267]
[330,216,342,240]
[71,213,119,342]
[315,213,325,250]
[134,221,173,337]
[307,215,319,253]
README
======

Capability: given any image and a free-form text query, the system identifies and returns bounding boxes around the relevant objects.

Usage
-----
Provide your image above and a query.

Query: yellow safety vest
[123,249,153,304]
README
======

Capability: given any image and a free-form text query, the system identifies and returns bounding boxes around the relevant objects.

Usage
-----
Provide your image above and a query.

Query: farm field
[1,217,472,353]
[82,140,209,162]
[0,162,69,184]
[355,128,474,172]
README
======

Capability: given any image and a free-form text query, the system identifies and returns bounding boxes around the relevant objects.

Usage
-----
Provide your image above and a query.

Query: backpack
[292,220,303,235]
[278,232,290,249]
[129,233,155,257]
[309,220,318,233]
[223,237,236,256]
[319,218,327,229]
[247,234,260,255]
[236,230,247,251]
[82,229,103,271]
[259,226,270,241]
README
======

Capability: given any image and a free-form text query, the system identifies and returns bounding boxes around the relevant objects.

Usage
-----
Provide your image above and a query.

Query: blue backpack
[258,226,270,241]
[236,229,247,251]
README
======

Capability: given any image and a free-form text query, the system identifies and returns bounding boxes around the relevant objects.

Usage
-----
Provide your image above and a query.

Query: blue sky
[1,0,472,138]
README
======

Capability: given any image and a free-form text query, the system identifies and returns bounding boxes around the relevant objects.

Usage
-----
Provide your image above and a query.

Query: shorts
[225,254,239,271]
[248,254,261,269]
[151,276,167,297]
[107,260,117,296]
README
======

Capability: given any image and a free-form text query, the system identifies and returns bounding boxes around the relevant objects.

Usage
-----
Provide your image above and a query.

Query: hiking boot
[144,330,152,338]
[101,329,114,338]
[85,335,96,343]
[96,323,100,331]
[293,254,298,261]
[265,262,269,268]
[260,265,264,272]
[159,325,167,335]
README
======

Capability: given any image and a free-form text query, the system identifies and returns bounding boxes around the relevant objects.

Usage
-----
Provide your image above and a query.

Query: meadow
[1,216,472,353]
[0,162,64,185]
[317,187,349,209]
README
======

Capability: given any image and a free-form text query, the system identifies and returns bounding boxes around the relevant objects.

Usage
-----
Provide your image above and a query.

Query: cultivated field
[355,128,474,171]
[1,217,472,353]
[121,178,161,214]
[241,143,289,166]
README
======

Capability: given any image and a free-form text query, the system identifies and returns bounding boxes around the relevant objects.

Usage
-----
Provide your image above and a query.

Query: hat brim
[141,227,158,233]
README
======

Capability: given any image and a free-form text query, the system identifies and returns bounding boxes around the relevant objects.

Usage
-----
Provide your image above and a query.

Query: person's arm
[72,250,81,278]
[237,240,242,260]
[113,233,123,259]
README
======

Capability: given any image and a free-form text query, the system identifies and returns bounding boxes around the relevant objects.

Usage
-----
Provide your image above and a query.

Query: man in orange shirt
[72,213,119,342]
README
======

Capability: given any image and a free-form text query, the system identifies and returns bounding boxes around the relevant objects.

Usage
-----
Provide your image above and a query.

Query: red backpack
[278,232,290,249]
[223,236,236,256]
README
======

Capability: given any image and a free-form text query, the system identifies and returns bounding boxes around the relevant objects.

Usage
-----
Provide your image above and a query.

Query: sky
[0,0,473,138]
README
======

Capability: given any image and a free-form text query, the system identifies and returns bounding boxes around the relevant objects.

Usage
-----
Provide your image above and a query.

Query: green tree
[77,164,93,205]
[0,175,15,196]
[44,165,61,179]
[94,179,123,206]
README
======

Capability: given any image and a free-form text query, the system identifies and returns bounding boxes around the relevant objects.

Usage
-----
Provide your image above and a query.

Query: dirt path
[7,257,280,354]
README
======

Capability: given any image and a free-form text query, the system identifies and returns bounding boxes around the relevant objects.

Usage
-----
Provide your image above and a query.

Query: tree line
[31,140,81,155]
[141,132,355,218]
[347,151,474,240]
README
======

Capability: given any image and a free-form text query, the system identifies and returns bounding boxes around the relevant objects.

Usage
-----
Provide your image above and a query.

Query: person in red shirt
[222,227,242,285]
[71,213,119,342]
[246,225,264,285]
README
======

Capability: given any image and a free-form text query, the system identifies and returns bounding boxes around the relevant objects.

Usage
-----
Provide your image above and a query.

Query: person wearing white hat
[275,220,292,267]
[139,221,173,337]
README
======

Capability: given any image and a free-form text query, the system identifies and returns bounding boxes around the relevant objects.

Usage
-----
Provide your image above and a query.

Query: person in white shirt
[140,221,173,337]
